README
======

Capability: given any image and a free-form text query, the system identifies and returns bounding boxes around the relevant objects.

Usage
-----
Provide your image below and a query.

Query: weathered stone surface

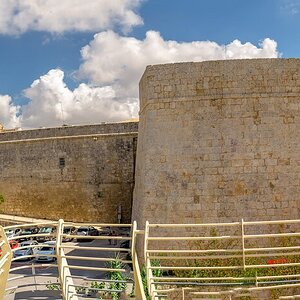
[133,59,300,225]
[0,122,138,222]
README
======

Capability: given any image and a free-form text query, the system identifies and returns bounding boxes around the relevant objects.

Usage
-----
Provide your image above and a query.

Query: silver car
[35,241,56,262]
[14,240,39,261]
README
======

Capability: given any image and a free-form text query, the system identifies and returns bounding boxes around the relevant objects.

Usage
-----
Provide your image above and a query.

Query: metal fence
[0,219,146,300]
[1,218,300,299]
[144,219,300,299]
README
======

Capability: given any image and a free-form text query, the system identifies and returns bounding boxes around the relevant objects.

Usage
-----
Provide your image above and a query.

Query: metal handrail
[4,218,300,299]
[145,219,300,299]
[1,219,146,300]
[0,225,12,299]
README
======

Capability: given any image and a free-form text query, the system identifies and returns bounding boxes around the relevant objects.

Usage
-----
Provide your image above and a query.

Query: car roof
[44,241,56,244]
[21,241,37,245]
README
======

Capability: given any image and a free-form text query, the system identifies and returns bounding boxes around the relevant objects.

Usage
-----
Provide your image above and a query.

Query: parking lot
[2,223,133,299]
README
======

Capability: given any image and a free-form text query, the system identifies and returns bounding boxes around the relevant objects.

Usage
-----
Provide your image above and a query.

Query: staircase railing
[0,226,12,300]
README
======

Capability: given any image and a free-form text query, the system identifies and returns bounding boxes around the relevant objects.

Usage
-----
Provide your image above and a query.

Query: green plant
[46,279,61,291]
[140,260,163,300]
[107,257,127,300]
[141,265,150,299]
[90,281,105,290]
[89,256,128,300]
[0,193,5,205]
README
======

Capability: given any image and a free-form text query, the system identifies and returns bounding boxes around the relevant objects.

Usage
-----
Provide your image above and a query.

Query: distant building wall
[133,59,300,225]
[0,122,138,222]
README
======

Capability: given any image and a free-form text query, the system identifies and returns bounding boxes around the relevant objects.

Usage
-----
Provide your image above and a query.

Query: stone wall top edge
[0,131,138,145]
[140,58,300,83]
[0,121,139,141]
[139,58,300,107]
[142,58,300,72]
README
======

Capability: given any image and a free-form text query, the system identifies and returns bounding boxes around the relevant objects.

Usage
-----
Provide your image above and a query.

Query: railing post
[144,221,158,299]
[55,219,65,299]
[241,218,246,270]
[144,221,152,296]
[0,226,12,299]
[131,221,146,300]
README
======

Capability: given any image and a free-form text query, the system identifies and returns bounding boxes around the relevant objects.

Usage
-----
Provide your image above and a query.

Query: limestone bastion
[132,58,300,226]
[1,58,300,225]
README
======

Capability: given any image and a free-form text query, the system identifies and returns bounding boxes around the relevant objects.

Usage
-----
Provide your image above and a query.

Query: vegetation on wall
[0,193,4,205]
[0,192,5,213]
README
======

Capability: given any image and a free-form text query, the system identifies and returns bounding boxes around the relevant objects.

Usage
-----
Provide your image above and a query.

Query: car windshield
[21,230,32,234]
[40,246,53,251]
[21,242,35,246]
[39,227,52,233]
[77,228,88,232]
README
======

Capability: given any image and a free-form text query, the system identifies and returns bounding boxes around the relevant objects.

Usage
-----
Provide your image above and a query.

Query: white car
[35,241,56,262]
[5,228,21,239]
[14,240,39,261]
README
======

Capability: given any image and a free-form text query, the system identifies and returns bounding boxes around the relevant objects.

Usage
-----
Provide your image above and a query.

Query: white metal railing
[2,218,300,299]
[0,219,146,300]
[145,219,300,299]
[0,225,12,299]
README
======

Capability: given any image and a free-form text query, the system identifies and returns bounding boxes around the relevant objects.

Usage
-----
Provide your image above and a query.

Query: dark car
[76,226,99,242]
[119,240,130,252]
[62,226,76,242]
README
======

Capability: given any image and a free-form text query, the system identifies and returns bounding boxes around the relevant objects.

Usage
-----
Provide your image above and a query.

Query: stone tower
[132,59,300,226]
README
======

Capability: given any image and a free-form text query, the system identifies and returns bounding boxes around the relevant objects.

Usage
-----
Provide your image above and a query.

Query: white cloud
[0,95,20,129]
[1,31,280,129]
[78,31,279,98]
[0,0,143,35]
[20,69,137,128]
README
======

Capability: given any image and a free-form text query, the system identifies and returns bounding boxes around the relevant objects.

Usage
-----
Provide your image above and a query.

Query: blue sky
[0,0,298,128]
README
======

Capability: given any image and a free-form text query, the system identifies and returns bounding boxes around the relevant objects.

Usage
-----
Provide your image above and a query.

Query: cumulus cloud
[0,0,143,34]
[20,69,137,128]
[1,31,280,128]
[0,95,20,129]
[78,31,279,98]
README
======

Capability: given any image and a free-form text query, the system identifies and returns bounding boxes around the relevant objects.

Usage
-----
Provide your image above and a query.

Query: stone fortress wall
[1,58,300,225]
[133,59,300,225]
[0,122,138,222]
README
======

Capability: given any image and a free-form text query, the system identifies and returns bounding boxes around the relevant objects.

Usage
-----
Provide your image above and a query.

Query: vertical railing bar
[144,221,152,296]
[55,219,65,299]
[131,221,146,299]
[241,218,246,270]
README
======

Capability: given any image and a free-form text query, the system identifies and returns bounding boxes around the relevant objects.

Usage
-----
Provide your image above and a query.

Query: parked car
[5,228,21,239]
[119,240,130,251]
[9,240,20,250]
[76,226,99,242]
[13,240,40,261]
[98,226,111,236]
[35,241,56,262]
[62,226,76,242]
[17,227,39,242]
[36,226,56,242]
[0,240,19,257]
